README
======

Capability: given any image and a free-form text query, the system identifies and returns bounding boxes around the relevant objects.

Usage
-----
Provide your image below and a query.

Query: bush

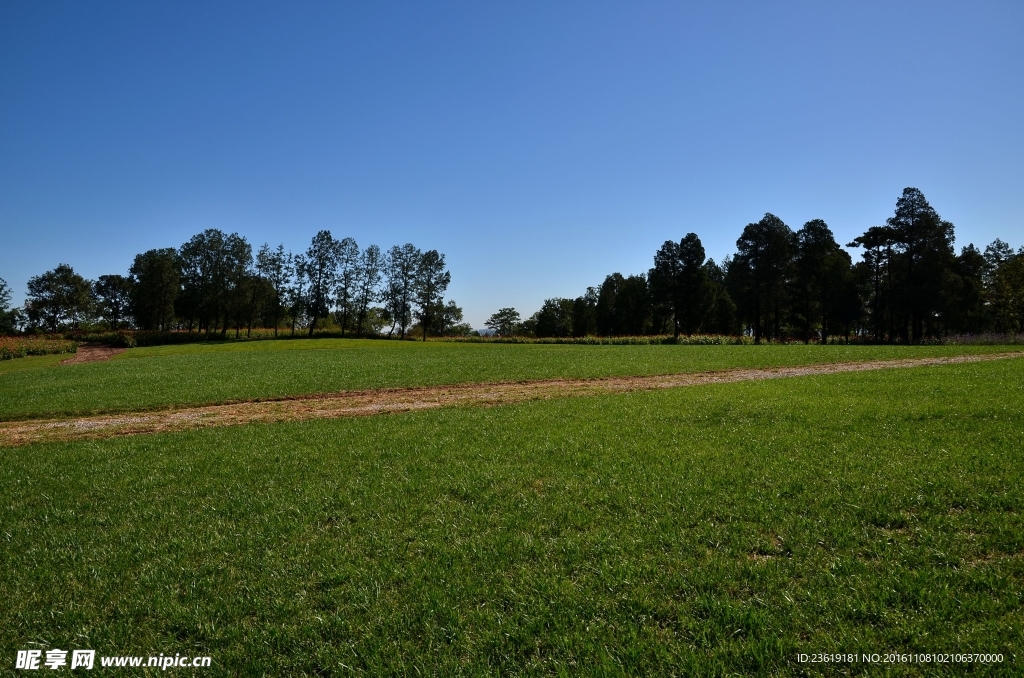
[0,336,78,361]
[432,334,755,345]
[63,327,393,348]
[68,331,138,347]
[943,333,1024,345]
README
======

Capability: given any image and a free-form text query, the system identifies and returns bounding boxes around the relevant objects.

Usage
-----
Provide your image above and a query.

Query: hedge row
[0,337,78,361]
[63,328,371,348]
[434,334,757,345]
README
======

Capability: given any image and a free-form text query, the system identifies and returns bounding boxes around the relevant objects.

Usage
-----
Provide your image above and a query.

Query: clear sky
[2,1,1022,327]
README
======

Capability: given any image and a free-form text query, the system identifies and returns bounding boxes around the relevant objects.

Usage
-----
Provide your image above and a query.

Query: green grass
[1,358,1021,675]
[0,352,66,376]
[0,338,1013,420]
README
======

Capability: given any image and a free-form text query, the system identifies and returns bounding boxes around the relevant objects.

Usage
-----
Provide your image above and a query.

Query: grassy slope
[0,338,1013,420]
[1,359,1021,675]
[0,352,66,376]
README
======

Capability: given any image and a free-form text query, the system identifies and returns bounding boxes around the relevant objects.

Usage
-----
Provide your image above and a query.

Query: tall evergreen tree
[129,250,179,331]
[730,214,794,343]
[941,244,986,334]
[676,234,712,335]
[571,287,598,337]
[650,240,683,338]
[848,226,896,342]
[792,220,851,344]
[703,259,737,335]
[886,187,955,342]
[485,308,521,337]
[596,273,624,336]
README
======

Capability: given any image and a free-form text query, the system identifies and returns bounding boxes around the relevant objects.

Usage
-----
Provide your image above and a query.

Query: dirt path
[3,351,1021,447]
[60,345,126,365]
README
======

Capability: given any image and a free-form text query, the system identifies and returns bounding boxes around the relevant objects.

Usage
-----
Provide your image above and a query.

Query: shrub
[0,336,78,361]
[432,334,755,345]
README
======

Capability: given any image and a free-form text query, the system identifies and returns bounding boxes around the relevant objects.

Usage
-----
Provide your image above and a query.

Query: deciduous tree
[353,244,383,337]
[414,250,451,341]
[26,264,95,332]
[384,244,421,339]
[255,244,292,336]
[94,274,134,330]
[303,231,341,336]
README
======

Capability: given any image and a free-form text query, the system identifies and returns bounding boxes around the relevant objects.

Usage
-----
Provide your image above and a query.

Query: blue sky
[2,1,1022,327]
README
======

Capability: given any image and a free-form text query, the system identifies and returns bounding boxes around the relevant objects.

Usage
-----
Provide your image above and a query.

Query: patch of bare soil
[60,345,126,365]
[3,351,1020,447]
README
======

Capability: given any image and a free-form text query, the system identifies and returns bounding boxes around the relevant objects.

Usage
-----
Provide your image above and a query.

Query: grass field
[1,353,1021,675]
[0,338,1013,421]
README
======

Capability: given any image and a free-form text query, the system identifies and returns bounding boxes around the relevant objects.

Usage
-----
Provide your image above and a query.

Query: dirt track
[3,351,1021,447]
[60,345,126,364]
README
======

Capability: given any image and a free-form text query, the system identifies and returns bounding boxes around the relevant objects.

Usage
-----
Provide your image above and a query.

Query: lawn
[1,357,1021,675]
[0,338,1014,420]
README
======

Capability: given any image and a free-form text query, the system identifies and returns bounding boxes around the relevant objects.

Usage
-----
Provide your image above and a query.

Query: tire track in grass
[2,352,1021,447]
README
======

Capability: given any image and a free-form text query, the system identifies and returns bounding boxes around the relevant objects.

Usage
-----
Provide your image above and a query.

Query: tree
[255,244,292,336]
[616,274,652,335]
[650,240,682,337]
[421,299,470,336]
[0,277,21,335]
[94,274,134,330]
[384,244,421,338]
[792,220,850,344]
[989,250,1024,332]
[334,237,360,335]
[26,264,95,332]
[983,239,1015,286]
[532,298,574,338]
[730,213,794,343]
[286,253,308,336]
[361,306,391,336]
[571,288,598,337]
[413,249,451,341]
[353,244,384,338]
[177,229,250,335]
[129,249,180,331]
[676,234,712,335]
[650,236,713,337]
[596,273,624,336]
[941,244,987,334]
[848,226,896,342]
[485,307,521,336]
[703,259,737,335]
[303,231,341,336]
[178,229,225,334]
[885,187,955,343]
[221,235,253,338]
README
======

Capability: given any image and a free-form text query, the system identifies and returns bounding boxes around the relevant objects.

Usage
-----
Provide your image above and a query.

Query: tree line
[1,230,467,340]
[487,188,1024,343]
